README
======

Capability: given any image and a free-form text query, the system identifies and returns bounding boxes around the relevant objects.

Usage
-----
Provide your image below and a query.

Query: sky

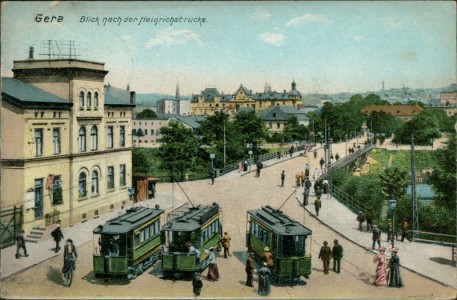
[1,1,456,96]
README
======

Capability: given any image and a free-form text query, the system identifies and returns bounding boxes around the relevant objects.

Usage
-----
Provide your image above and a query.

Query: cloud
[252,12,272,21]
[259,32,285,46]
[354,35,364,42]
[146,28,203,48]
[286,14,329,26]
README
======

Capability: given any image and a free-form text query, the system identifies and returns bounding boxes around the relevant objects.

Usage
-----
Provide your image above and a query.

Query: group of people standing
[318,240,344,274]
[245,246,274,296]
[373,246,403,288]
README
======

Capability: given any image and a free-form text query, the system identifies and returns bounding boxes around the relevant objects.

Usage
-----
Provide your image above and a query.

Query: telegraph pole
[411,135,419,240]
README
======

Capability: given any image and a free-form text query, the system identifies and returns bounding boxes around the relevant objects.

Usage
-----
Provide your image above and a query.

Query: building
[190,80,302,116]
[133,114,201,148]
[258,106,310,133]
[440,91,457,106]
[156,99,192,115]
[1,55,135,233]
[361,104,424,120]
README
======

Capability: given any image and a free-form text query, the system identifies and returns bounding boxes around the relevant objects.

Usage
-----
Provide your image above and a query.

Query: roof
[172,115,201,129]
[253,91,301,101]
[406,184,435,200]
[361,105,423,116]
[104,85,136,107]
[258,106,294,121]
[2,77,71,109]
[162,204,220,232]
[234,84,252,96]
[248,206,312,236]
[93,207,164,234]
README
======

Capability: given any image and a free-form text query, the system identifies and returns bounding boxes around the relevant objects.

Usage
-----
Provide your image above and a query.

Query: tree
[393,111,441,145]
[233,110,268,156]
[379,167,410,201]
[136,109,157,119]
[158,121,200,181]
[281,115,308,142]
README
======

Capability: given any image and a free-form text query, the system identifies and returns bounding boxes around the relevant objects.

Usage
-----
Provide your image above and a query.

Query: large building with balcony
[1,57,135,233]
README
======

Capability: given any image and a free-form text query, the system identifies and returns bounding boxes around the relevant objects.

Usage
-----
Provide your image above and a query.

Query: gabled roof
[234,84,252,96]
[258,106,290,121]
[172,115,201,129]
[361,105,423,116]
[2,77,71,109]
[104,85,135,107]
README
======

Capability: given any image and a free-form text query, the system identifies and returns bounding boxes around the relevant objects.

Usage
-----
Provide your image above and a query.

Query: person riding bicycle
[62,238,78,274]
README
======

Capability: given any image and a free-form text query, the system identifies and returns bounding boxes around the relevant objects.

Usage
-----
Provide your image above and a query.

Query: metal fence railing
[330,185,367,214]
[410,230,457,245]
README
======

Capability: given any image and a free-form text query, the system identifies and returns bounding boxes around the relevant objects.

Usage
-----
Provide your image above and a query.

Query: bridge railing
[330,185,367,213]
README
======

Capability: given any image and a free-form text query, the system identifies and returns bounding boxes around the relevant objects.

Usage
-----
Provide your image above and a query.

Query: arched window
[79,91,85,110]
[79,172,87,198]
[91,170,99,194]
[87,92,92,109]
[79,126,86,151]
[94,92,99,109]
[91,126,98,150]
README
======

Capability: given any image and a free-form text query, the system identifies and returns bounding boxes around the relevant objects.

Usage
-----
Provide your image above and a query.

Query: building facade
[190,80,302,116]
[1,58,135,232]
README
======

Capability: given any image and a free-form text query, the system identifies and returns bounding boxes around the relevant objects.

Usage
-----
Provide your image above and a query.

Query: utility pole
[411,135,418,240]
[223,119,226,167]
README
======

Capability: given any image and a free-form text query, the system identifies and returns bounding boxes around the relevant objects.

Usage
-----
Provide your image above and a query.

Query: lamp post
[246,143,253,172]
[209,153,215,171]
[389,199,397,248]
[345,134,348,156]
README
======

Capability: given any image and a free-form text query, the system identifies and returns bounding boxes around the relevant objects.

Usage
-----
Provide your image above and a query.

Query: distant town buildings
[258,106,310,133]
[190,80,302,116]
[361,104,424,120]
[1,54,135,233]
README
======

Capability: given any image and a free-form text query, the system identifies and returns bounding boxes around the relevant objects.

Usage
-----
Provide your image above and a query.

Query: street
[1,140,455,299]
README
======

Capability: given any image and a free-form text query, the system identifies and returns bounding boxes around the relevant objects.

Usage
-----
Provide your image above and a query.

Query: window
[79,91,85,110]
[107,166,114,189]
[107,126,113,148]
[79,126,86,151]
[277,123,280,129]
[94,92,99,109]
[34,179,43,219]
[120,164,126,186]
[91,170,99,194]
[53,128,61,154]
[52,175,63,205]
[35,129,43,156]
[144,129,148,136]
[120,126,125,147]
[87,92,92,109]
[79,172,87,198]
[91,126,98,150]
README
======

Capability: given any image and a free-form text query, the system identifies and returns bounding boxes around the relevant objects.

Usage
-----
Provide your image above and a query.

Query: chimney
[130,91,136,105]
[284,89,286,94]
[29,47,34,60]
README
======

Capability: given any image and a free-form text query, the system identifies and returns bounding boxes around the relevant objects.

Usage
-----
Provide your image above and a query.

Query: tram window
[149,224,154,237]
[140,231,145,243]
[155,222,160,235]
[134,233,140,247]
[144,227,150,240]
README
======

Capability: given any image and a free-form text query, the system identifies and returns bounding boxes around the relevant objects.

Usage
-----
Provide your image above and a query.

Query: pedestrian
[289,145,294,157]
[295,173,301,187]
[261,246,274,272]
[210,168,215,185]
[62,238,77,274]
[372,225,381,250]
[221,232,231,258]
[192,272,203,296]
[256,161,263,177]
[373,246,387,286]
[388,248,403,288]
[257,262,271,296]
[203,247,219,281]
[319,157,325,170]
[335,153,340,161]
[366,209,374,231]
[300,171,305,187]
[245,252,255,287]
[15,229,28,259]
[313,150,317,159]
[314,180,322,198]
[318,241,332,274]
[313,167,319,181]
[356,210,365,232]
[280,170,285,187]
[401,218,412,242]
[303,178,312,206]
[314,197,322,216]
[332,239,343,274]
[386,219,393,243]
[305,164,310,177]
[51,224,64,253]
[322,179,329,194]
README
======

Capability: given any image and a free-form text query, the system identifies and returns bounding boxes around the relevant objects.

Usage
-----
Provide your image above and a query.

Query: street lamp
[209,153,215,171]
[389,199,397,248]
[345,134,348,156]
[246,143,253,172]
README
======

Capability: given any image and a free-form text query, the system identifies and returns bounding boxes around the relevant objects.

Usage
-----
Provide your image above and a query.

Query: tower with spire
[175,81,180,100]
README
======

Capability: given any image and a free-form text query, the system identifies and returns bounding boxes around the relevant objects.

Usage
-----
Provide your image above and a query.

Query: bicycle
[62,258,75,287]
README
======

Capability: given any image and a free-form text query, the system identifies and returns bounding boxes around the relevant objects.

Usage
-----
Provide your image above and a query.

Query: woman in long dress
[258,262,271,296]
[388,248,403,287]
[373,246,387,286]
[204,247,219,281]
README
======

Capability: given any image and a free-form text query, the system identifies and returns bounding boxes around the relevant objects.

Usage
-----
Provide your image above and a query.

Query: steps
[25,227,46,243]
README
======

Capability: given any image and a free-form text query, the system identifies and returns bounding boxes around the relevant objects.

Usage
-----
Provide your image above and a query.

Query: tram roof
[93,207,164,234]
[248,205,312,236]
[162,203,220,232]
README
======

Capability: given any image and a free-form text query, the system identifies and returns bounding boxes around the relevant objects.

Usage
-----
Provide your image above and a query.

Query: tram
[246,205,312,285]
[161,202,222,279]
[92,206,164,279]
